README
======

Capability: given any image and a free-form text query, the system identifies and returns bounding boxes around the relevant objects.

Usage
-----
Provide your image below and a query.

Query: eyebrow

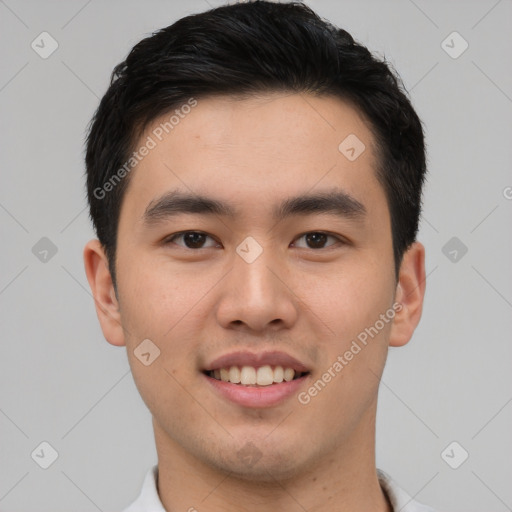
[142,188,367,225]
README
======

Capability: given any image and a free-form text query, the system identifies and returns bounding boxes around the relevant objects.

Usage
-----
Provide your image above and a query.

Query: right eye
[164,231,221,250]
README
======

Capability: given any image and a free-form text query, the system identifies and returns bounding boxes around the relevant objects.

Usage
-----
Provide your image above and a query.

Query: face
[85,92,425,482]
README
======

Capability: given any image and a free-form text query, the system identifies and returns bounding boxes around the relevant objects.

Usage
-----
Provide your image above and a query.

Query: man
[83,1,435,510]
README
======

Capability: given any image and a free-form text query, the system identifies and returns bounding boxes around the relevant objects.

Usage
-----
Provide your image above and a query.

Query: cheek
[116,252,221,374]
[117,257,208,419]
[309,263,395,344]
[116,251,195,339]
[304,263,394,403]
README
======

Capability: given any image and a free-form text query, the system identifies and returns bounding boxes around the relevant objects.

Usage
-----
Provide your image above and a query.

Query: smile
[205,365,309,386]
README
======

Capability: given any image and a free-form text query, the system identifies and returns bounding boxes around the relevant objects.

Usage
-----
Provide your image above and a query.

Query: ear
[389,241,426,347]
[83,239,126,347]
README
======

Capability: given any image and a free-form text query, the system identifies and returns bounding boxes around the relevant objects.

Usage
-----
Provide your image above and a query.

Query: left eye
[292,232,341,249]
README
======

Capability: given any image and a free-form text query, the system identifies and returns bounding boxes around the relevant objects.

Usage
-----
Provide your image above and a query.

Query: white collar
[122,465,438,512]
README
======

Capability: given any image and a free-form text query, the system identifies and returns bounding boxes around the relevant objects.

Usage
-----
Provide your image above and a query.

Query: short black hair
[85,0,426,288]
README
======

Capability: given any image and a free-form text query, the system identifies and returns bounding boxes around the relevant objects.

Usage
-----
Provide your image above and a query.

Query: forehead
[121,92,384,219]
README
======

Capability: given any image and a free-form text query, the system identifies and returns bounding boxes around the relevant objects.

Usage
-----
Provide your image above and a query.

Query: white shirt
[122,465,439,512]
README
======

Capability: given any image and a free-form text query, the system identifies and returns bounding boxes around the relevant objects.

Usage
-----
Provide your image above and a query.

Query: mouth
[203,365,310,387]
[202,350,312,407]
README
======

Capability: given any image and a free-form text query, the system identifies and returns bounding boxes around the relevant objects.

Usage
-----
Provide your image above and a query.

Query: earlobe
[83,239,126,347]
[389,242,426,347]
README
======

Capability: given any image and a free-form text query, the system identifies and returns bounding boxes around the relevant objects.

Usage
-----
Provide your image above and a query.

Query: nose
[214,245,299,333]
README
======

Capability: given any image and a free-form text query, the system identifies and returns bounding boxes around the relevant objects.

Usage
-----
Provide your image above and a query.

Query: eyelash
[164,230,346,250]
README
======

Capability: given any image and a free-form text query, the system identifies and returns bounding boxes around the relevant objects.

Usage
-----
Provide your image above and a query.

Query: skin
[84,92,425,512]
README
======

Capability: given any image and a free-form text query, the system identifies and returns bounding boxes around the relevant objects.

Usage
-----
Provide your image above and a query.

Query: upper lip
[204,350,310,373]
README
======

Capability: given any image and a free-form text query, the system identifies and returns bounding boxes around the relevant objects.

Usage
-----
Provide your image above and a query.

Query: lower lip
[203,373,310,408]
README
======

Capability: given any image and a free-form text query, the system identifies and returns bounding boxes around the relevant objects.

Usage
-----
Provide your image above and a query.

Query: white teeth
[240,366,256,385]
[228,366,241,384]
[209,365,305,385]
[283,367,295,382]
[256,365,274,386]
[273,365,284,383]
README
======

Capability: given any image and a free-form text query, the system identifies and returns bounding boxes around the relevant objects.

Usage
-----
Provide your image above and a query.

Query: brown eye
[166,231,218,249]
[293,232,341,249]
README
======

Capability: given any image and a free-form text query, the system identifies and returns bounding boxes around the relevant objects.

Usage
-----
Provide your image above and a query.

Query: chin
[207,441,311,483]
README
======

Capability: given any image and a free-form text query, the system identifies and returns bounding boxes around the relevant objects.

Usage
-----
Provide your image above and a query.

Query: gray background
[1,0,511,510]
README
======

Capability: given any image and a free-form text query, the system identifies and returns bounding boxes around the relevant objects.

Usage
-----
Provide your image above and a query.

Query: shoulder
[377,469,441,512]
[121,465,165,512]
